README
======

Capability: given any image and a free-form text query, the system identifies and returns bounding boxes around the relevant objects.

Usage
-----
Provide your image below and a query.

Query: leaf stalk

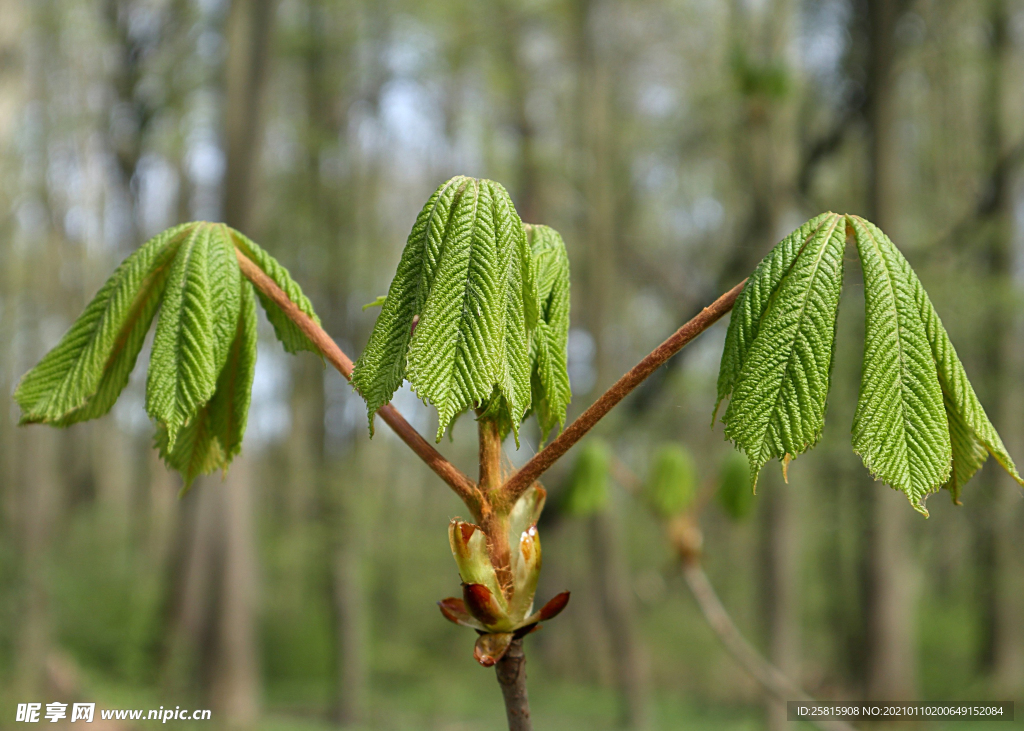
[234,247,483,514]
[499,278,747,505]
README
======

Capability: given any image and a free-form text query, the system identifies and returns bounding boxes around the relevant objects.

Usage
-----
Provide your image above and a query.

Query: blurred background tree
[1,0,1023,729]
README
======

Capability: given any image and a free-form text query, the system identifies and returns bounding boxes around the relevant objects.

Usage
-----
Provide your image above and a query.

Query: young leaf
[848,216,951,513]
[15,223,194,425]
[229,228,322,356]
[156,279,258,488]
[146,224,241,452]
[562,439,610,516]
[644,444,697,518]
[919,297,1024,501]
[354,176,537,442]
[352,176,469,432]
[491,185,535,445]
[526,224,571,441]
[209,279,259,464]
[721,213,846,487]
[715,212,833,422]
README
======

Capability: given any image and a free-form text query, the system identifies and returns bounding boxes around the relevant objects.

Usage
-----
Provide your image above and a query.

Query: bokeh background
[1,0,1024,729]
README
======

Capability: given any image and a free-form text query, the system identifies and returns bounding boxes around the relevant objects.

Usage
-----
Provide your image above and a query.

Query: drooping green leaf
[156,278,258,489]
[404,178,505,440]
[209,279,258,465]
[563,439,610,516]
[848,216,952,514]
[922,303,1024,501]
[721,213,846,487]
[16,218,323,490]
[352,177,468,430]
[15,223,195,425]
[154,415,222,490]
[406,178,535,443]
[717,450,754,521]
[230,228,322,356]
[644,444,697,518]
[146,224,241,452]
[490,185,535,446]
[715,212,833,422]
[526,224,572,441]
[355,176,536,442]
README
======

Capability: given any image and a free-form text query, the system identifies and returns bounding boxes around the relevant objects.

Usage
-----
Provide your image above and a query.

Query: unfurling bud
[440,485,569,665]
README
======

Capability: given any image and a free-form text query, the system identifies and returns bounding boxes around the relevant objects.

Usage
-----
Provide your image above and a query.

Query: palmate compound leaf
[15,222,195,425]
[715,212,1022,514]
[720,212,846,488]
[352,176,538,443]
[17,220,322,488]
[526,224,571,442]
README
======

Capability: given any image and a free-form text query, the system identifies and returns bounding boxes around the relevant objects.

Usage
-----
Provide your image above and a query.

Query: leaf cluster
[716,213,1024,514]
[351,177,571,444]
[15,222,321,488]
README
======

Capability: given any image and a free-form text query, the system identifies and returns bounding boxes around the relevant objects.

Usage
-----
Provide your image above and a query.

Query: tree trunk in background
[864,0,918,704]
[728,0,802,725]
[974,0,1023,694]
[223,0,275,232]
[172,0,276,723]
[148,451,182,590]
[0,0,28,689]
[15,425,60,696]
[496,0,539,224]
[296,1,370,721]
[589,511,649,730]
[212,457,261,728]
[759,479,799,731]
[572,1,649,726]
[162,481,221,695]
[331,463,368,726]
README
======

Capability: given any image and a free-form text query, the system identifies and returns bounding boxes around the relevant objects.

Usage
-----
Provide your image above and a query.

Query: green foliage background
[2,1,1024,730]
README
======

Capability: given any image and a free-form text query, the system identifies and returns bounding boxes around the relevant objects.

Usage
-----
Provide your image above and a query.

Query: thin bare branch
[500,279,746,506]
[234,248,482,513]
[681,559,858,731]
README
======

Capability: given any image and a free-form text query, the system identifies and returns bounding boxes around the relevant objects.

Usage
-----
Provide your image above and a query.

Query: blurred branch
[680,559,859,731]
[234,248,483,514]
[500,280,746,506]
[797,88,867,198]
[929,137,1024,253]
[609,457,858,731]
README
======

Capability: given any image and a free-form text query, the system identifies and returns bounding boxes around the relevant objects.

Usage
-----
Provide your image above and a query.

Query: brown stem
[680,558,858,731]
[478,416,503,494]
[501,279,746,504]
[478,415,513,594]
[234,247,483,515]
[495,639,532,731]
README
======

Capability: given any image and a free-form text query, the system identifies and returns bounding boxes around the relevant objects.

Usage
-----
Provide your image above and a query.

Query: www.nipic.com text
[16,703,211,723]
